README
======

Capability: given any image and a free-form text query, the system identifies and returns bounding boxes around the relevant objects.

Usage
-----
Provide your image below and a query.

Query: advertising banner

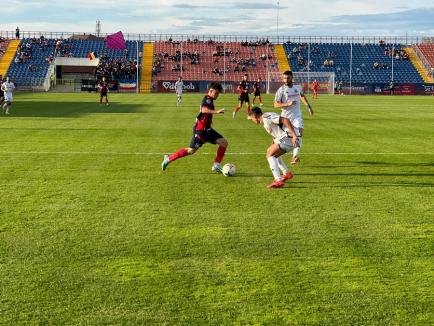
[371,83,416,95]
[157,81,200,93]
[119,82,137,91]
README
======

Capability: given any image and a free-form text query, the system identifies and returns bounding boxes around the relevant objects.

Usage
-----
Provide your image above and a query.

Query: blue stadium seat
[7,38,144,87]
[283,43,423,83]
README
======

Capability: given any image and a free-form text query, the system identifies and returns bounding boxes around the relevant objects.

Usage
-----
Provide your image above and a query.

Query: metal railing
[0,30,426,45]
[413,45,433,74]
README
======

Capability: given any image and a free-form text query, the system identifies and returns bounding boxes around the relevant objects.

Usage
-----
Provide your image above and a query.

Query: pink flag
[106,31,126,49]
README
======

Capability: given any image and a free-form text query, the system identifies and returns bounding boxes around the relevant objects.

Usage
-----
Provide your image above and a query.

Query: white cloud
[1,0,433,36]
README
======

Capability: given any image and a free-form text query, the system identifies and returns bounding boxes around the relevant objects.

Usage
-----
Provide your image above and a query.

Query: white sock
[2,103,6,111]
[267,156,281,181]
[293,136,302,157]
[277,157,288,174]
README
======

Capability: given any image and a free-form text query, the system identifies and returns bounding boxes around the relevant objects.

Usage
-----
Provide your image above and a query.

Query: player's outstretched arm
[301,94,314,116]
[274,101,293,109]
[201,107,225,114]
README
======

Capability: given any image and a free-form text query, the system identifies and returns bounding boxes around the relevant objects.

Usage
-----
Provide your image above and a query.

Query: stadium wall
[151,80,434,95]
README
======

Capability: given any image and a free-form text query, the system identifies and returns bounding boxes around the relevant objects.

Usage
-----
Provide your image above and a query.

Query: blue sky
[1,0,433,37]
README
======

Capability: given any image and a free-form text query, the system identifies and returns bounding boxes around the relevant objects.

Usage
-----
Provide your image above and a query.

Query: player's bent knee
[186,148,196,155]
[217,138,228,147]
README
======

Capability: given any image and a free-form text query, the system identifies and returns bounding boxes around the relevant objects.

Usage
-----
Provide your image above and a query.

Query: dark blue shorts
[238,93,250,104]
[189,128,223,150]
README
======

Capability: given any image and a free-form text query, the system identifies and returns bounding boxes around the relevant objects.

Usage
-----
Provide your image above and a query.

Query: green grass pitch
[0,92,433,324]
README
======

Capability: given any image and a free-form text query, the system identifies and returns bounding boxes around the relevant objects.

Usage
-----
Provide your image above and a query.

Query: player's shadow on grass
[294,181,434,188]
[10,101,147,117]
[235,172,434,188]
[358,161,434,167]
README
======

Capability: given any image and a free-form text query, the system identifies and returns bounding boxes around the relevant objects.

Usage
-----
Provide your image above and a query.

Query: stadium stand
[416,44,434,66]
[0,39,20,79]
[3,35,431,91]
[6,37,144,87]
[152,40,279,81]
[415,44,434,82]
[0,38,10,78]
[404,46,434,83]
[0,38,9,61]
[283,42,424,83]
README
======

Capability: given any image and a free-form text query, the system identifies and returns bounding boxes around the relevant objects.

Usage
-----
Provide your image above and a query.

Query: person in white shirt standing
[174,76,184,107]
[274,70,314,165]
[1,77,15,115]
[248,106,298,189]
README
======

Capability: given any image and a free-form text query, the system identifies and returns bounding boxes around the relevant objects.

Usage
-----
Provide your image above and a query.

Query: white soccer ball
[222,163,236,177]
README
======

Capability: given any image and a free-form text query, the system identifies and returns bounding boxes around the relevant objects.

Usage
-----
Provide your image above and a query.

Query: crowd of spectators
[152,53,164,76]
[287,43,333,70]
[152,38,276,78]
[15,41,33,64]
[95,55,137,81]
[241,39,270,47]
[384,47,409,60]
[152,49,200,75]
[373,62,389,69]
[0,37,8,58]
[12,36,60,73]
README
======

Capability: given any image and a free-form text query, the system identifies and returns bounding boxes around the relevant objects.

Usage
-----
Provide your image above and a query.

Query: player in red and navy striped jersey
[252,78,263,106]
[232,74,251,118]
[161,82,228,173]
[98,77,109,106]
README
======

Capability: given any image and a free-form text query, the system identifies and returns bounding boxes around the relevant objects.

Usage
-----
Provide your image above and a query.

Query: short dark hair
[209,82,223,92]
[283,70,293,76]
[249,106,263,117]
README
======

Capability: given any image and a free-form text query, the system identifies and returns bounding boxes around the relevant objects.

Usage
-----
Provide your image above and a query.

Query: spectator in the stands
[15,27,20,39]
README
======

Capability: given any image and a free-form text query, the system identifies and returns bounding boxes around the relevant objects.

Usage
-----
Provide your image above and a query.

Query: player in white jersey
[248,106,298,188]
[174,76,184,107]
[1,77,15,115]
[274,70,314,165]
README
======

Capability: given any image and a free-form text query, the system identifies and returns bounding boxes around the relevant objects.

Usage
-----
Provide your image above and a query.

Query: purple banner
[106,31,126,50]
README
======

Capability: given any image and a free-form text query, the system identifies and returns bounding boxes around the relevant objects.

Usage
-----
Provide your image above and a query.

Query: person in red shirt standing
[161,82,228,173]
[98,77,109,106]
[312,79,319,99]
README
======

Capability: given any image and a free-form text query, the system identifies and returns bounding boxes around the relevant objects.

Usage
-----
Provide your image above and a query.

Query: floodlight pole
[180,40,183,77]
[266,42,269,94]
[136,40,139,94]
[276,1,280,43]
[223,40,226,93]
[391,45,394,82]
[349,43,353,95]
[307,42,311,94]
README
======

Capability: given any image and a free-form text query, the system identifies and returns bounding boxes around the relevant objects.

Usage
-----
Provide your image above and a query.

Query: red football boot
[280,172,294,182]
[267,180,285,189]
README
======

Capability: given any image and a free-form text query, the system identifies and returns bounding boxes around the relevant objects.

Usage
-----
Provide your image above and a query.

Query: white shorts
[4,95,12,103]
[281,108,303,130]
[176,91,182,96]
[273,136,294,153]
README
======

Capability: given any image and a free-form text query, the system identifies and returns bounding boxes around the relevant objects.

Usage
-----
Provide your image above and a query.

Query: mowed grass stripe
[0,93,433,325]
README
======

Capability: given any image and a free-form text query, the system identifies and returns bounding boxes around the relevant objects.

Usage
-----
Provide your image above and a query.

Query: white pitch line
[0,151,433,155]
